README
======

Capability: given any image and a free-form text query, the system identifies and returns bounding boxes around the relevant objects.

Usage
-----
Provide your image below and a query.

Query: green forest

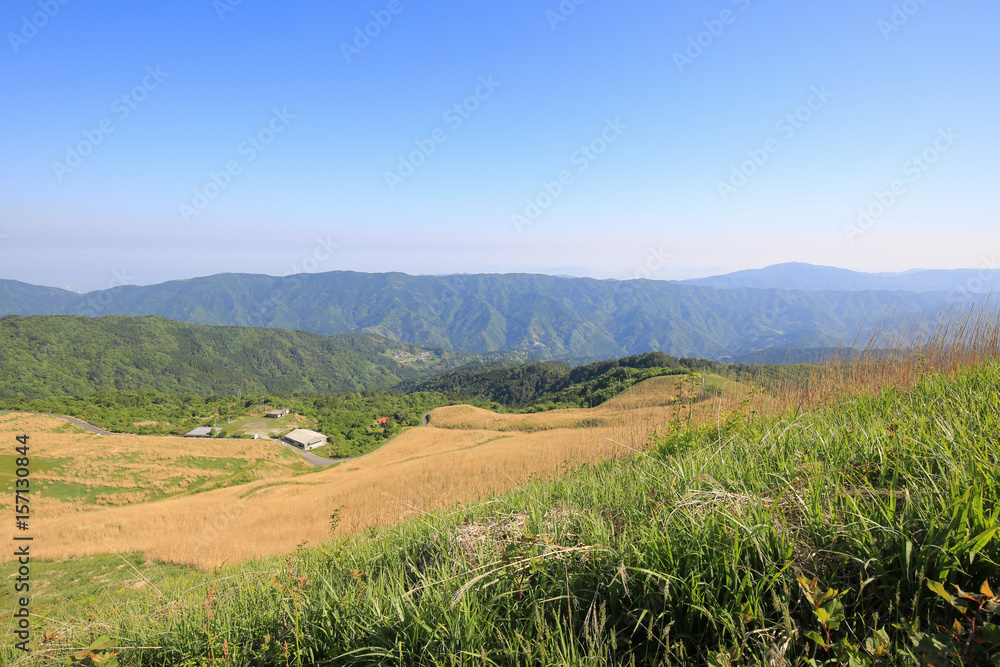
[0,314,465,397]
[405,352,724,410]
[0,269,956,359]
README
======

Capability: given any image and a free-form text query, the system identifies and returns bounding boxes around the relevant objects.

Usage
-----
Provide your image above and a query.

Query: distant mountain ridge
[680,262,994,294]
[0,269,986,360]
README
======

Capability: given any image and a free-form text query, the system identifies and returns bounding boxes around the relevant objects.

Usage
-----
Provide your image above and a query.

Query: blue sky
[1,0,997,292]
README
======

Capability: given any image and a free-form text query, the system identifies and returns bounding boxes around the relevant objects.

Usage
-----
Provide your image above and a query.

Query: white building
[283,428,327,451]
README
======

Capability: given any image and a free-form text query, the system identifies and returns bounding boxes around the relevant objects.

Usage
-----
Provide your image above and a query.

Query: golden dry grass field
[0,375,733,570]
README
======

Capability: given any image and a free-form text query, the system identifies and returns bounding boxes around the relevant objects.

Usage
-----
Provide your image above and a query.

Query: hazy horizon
[3,1,997,292]
[5,260,993,296]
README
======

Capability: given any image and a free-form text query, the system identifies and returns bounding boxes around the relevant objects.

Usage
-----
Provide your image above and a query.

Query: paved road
[275,440,342,466]
[0,410,112,436]
[278,413,435,467]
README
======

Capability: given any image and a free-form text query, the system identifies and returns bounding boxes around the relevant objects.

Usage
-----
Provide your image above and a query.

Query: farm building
[184,426,222,438]
[376,417,388,426]
[265,408,290,418]
[283,428,327,451]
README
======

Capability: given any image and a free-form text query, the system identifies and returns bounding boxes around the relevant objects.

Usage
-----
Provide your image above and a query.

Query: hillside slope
[0,315,462,397]
[0,271,960,359]
[8,360,998,665]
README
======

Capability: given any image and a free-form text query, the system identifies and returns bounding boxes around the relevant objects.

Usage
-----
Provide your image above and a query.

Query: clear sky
[1,0,997,292]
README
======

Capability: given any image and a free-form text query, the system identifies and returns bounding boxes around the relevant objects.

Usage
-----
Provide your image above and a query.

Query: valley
[0,278,997,665]
[0,374,726,570]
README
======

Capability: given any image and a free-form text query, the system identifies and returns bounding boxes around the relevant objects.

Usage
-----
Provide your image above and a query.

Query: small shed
[265,408,290,419]
[376,417,388,426]
[185,426,222,438]
[283,428,327,451]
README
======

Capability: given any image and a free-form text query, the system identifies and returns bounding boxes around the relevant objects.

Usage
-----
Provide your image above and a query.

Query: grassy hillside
[5,375,714,571]
[0,346,709,441]
[0,314,464,398]
[0,271,962,359]
[0,412,316,508]
[6,358,998,665]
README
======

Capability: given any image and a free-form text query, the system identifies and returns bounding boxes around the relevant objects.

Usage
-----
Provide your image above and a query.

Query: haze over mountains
[0,264,990,361]
[682,263,996,294]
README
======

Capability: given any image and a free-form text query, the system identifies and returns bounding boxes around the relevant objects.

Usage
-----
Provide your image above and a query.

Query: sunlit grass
[3,304,999,665]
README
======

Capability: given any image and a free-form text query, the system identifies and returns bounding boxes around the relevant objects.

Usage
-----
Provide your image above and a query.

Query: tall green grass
[9,303,1000,666]
[775,300,1000,413]
[9,355,999,666]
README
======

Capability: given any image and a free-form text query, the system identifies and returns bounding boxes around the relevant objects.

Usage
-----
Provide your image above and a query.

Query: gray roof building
[184,426,222,438]
[283,428,327,451]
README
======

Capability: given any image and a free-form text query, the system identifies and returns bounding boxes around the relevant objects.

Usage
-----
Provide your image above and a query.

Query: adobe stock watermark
[595,246,673,323]
[385,75,501,192]
[341,0,406,63]
[193,503,246,552]
[286,235,340,276]
[213,0,246,21]
[717,85,833,202]
[911,258,998,345]
[405,279,470,344]
[8,0,70,54]
[52,66,169,183]
[239,235,339,328]
[76,268,136,317]
[511,117,627,234]
[947,256,1000,307]
[620,246,673,282]
[546,0,586,30]
[726,290,799,358]
[673,0,752,73]
[179,108,294,223]
[844,127,958,243]
[878,0,931,41]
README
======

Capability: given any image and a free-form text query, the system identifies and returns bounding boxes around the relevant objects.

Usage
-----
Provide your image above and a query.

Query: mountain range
[0,264,990,361]
[681,262,994,294]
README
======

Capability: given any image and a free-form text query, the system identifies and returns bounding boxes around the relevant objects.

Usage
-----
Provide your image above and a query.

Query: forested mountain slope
[0,271,958,359]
